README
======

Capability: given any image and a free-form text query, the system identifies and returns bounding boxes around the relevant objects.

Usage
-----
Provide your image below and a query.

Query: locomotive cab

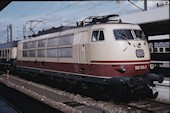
[89,24,151,77]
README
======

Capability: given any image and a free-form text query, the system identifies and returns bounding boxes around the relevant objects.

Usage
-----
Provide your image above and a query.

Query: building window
[166,48,170,52]
[91,30,105,42]
[159,48,163,52]
[2,50,4,57]
[149,48,153,53]
[5,49,7,57]
[154,48,158,52]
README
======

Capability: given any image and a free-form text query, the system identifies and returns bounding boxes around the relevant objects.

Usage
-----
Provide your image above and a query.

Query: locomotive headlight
[121,65,126,72]
[114,65,126,73]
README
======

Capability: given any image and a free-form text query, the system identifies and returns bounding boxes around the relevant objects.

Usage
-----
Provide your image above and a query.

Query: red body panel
[17,60,150,77]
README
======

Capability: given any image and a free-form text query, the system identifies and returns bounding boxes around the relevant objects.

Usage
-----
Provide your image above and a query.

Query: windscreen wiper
[116,34,131,45]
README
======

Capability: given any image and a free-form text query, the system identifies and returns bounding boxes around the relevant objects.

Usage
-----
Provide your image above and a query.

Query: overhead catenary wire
[38,1,82,20]
[11,1,82,31]
[0,2,48,41]
[15,2,120,39]
[39,1,136,27]
[12,1,103,33]
[43,1,112,26]
[10,2,47,25]
[1,1,146,41]
[1,2,58,37]
[10,2,115,30]
[22,2,48,17]
[34,1,141,28]
[37,1,138,27]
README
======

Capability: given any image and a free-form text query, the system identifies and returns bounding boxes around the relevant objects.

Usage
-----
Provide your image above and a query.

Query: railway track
[0,74,170,113]
[123,100,170,113]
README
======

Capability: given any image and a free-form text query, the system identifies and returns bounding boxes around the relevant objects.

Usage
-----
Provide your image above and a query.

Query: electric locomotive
[1,14,164,99]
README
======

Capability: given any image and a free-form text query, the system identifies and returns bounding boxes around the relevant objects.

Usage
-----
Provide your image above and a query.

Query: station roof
[0,1,11,11]
[115,6,170,37]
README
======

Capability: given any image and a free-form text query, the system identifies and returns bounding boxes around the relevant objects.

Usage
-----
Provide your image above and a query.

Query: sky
[0,1,163,43]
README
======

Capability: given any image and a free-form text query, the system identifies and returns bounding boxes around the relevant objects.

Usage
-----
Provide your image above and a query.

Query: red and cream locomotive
[0,15,163,99]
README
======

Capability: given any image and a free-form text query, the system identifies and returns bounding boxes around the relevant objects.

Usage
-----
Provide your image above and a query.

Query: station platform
[153,77,170,103]
[0,97,21,113]
[0,74,109,113]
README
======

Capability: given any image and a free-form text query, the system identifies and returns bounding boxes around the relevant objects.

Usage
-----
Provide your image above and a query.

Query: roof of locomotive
[27,22,138,36]
[27,14,138,38]
[35,26,76,37]
[0,41,18,49]
[19,23,141,43]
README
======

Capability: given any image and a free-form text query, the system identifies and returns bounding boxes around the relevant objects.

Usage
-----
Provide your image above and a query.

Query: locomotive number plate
[135,65,147,70]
